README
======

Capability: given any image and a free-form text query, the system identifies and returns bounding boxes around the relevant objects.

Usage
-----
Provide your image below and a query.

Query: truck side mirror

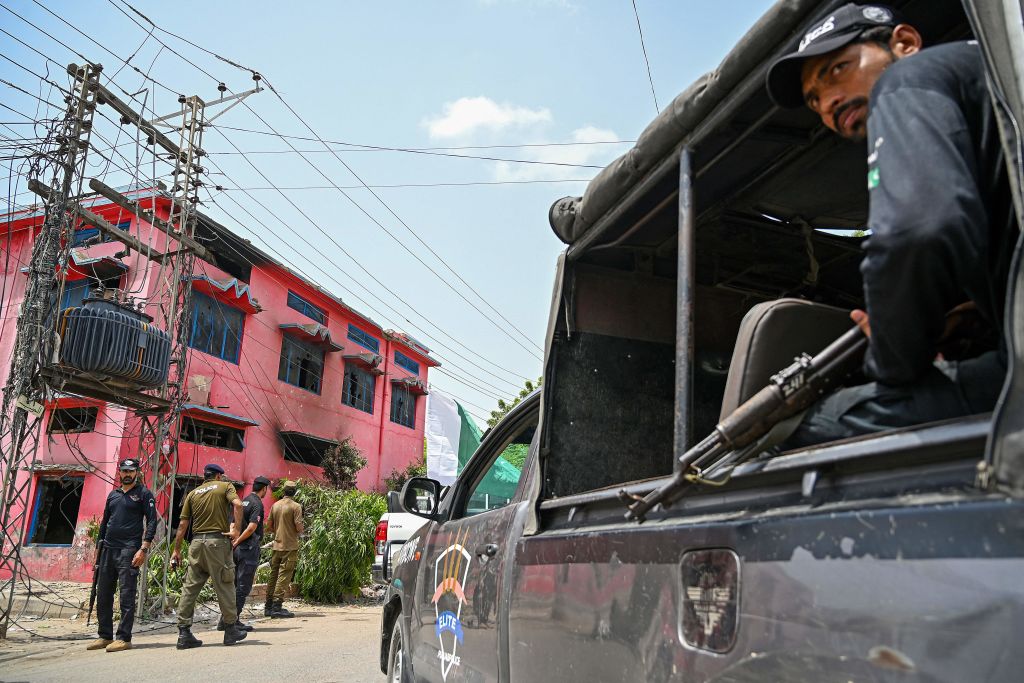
[386,490,401,514]
[400,477,442,519]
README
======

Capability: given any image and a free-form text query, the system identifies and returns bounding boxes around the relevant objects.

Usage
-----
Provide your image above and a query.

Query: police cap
[118,458,140,471]
[253,476,271,487]
[204,463,225,475]
[765,4,902,108]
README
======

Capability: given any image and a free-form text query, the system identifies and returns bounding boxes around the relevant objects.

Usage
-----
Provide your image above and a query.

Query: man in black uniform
[765,3,1017,446]
[87,458,156,653]
[221,475,270,632]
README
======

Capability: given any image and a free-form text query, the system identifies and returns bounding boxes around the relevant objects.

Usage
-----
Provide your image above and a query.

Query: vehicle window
[463,423,535,518]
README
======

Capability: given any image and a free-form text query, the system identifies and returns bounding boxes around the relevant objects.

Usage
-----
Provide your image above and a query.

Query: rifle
[87,540,103,626]
[621,326,868,522]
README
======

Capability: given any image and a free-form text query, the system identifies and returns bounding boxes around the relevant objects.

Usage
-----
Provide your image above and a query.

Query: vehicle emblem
[681,549,740,653]
[433,528,471,681]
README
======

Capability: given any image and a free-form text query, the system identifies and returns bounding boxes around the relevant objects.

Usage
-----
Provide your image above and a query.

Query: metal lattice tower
[135,94,206,617]
[0,63,101,639]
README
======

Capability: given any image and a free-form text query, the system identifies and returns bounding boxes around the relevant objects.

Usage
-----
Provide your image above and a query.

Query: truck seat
[719,298,854,420]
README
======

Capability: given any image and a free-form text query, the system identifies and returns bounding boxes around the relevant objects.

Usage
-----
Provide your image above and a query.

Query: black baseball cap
[766,4,902,108]
[253,476,271,487]
[118,458,140,471]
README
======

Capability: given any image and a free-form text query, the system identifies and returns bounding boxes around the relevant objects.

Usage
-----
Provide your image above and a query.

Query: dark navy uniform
[96,481,157,643]
[787,41,1017,446]
[233,490,265,615]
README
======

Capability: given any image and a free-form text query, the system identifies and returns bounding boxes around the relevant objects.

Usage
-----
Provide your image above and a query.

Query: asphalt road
[0,603,383,683]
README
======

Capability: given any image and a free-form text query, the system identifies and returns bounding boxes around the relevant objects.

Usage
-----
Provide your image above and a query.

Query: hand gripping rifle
[621,326,868,522]
[87,540,103,626]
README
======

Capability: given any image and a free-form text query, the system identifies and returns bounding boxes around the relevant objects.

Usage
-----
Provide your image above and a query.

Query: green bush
[145,541,215,609]
[292,483,386,602]
[384,458,427,493]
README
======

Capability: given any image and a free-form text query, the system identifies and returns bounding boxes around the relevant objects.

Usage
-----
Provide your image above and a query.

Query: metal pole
[0,62,100,639]
[674,147,696,471]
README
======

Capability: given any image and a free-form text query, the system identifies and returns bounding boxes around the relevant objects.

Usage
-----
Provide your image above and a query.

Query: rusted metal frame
[88,179,212,261]
[675,147,696,471]
[28,179,171,263]
[69,64,186,161]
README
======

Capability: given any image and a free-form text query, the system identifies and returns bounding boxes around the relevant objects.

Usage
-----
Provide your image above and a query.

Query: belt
[192,531,227,538]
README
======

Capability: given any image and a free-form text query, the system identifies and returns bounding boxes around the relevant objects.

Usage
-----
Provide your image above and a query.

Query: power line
[214,178,592,190]
[19,2,540,403]
[111,0,545,358]
[204,131,633,152]
[630,0,660,114]
[1,32,535,398]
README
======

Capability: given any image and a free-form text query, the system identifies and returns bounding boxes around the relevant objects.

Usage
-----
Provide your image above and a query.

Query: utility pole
[0,60,258,638]
[0,63,101,639]
[135,93,207,617]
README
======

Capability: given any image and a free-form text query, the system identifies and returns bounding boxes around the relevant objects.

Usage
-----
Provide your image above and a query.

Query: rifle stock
[621,326,867,522]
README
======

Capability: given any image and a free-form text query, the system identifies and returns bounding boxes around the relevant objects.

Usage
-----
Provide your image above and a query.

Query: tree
[488,377,542,428]
[321,436,367,491]
[384,457,427,493]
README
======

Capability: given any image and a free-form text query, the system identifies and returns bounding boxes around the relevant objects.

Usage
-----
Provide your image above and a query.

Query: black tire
[386,617,408,683]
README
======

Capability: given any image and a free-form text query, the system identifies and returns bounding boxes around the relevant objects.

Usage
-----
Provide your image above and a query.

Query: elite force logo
[681,549,740,654]
[432,529,471,681]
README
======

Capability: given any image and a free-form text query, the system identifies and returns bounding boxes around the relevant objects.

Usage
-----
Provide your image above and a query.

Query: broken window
[342,363,376,414]
[171,476,200,542]
[28,476,84,545]
[278,334,324,394]
[280,432,335,467]
[188,292,245,363]
[47,406,98,434]
[390,384,416,429]
[180,416,245,451]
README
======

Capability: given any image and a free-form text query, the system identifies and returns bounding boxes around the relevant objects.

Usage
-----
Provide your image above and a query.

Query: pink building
[0,187,437,581]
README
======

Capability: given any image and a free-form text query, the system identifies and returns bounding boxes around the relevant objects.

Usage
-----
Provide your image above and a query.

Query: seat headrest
[719,299,854,420]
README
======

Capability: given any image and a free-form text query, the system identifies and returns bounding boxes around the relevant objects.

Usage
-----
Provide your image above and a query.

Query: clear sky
[1,0,776,425]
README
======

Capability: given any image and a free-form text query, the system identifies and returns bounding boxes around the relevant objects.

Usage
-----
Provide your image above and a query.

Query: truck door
[411,400,537,682]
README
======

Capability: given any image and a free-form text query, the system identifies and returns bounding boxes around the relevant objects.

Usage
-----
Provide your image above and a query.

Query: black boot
[271,600,295,618]
[176,626,203,650]
[216,618,226,631]
[223,622,249,646]
[264,601,274,617]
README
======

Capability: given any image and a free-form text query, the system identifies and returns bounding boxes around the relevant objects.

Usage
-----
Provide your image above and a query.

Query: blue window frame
[347,324,379,353]
[394,350,420,375]
[61,280,92,310]
[390,384,416,429]
[188,292,244,363]
[71,220,130,247]
[279,334,324,394]
[286,290,326,325]
[343,363,376,414]
[27,476,84,546]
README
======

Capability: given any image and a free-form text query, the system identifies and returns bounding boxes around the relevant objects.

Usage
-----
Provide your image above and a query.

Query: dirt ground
[0,600,385,682]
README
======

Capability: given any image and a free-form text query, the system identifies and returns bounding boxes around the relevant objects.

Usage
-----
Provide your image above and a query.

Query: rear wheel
[386,617,407,683]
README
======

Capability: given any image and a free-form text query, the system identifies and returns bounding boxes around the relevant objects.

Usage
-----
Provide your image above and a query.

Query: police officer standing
[264,480,303,619]
[170,463,247,648]
[223,475,270,632]
[87,458,156,653]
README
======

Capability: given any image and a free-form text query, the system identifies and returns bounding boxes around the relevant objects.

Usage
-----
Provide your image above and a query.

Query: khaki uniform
[266,496,303,603]
[177,480,239,627]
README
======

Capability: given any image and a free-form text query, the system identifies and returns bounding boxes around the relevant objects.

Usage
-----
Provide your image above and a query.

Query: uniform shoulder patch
[243,501,250,506]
